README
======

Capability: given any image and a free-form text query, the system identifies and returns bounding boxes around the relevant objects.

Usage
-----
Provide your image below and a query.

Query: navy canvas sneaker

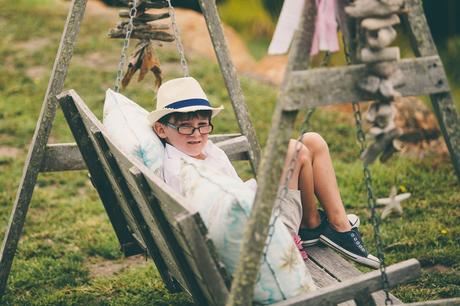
[299,211,361,247]
[319,226,380,269]
[298,210,328,247]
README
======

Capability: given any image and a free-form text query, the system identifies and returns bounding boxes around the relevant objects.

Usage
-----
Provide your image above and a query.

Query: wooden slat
[272,259,420,306]
[177,215,230,306]
[38,133,249,173]
[40,143,85,172]
[210,133,242,143]
[283,56,449,110]
[62,90,179,291]
[215,135,250,161]
[198,0,261,174]
[58,91,143,257]
[305,260,356,306]
[307,245,403,304]
[131,170,216,305]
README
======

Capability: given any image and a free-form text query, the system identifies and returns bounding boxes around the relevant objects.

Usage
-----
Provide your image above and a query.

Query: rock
[345,0,404,18]
[361,14,400,31]
[387,68,405,87]
[358,75,381,93]
[366,26,397,49]
[361,47,400,63]
[379,79,402,100]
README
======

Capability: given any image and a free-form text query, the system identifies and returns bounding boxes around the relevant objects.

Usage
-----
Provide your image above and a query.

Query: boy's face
[154,115,210,159]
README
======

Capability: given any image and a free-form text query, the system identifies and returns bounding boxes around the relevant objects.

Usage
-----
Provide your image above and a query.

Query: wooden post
[198,0,261,174]
[225,1,317,304]
[0,0,88,297]
[403,0,460,184]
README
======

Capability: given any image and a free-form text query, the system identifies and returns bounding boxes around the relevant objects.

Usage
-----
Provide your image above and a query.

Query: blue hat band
[166,98,211,109]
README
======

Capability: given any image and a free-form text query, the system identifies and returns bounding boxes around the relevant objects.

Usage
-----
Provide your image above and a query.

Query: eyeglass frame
[165,122,214,135]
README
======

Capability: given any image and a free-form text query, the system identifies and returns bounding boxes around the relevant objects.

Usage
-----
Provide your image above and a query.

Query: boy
[148,77,380,269]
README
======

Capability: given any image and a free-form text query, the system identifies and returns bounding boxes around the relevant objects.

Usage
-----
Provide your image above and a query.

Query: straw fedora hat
[147,77,223,124]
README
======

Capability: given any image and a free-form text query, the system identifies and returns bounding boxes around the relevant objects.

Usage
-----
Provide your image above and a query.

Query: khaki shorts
[276,188,302,234]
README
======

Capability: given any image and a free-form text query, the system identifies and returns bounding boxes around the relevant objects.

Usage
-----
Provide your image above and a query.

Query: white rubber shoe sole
[319,234,380,269]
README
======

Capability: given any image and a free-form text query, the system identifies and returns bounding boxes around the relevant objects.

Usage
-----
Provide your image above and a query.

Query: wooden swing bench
[58,89,421,305]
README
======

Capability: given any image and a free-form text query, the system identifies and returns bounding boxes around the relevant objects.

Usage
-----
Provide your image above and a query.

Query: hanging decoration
[109,0,176,89]
[346,0,406,165]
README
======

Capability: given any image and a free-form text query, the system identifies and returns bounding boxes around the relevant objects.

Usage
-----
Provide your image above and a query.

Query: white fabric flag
[268,0,305,55]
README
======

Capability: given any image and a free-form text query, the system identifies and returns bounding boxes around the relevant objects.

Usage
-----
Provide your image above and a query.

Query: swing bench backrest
[58,89,422,306]
[58,89,231,305]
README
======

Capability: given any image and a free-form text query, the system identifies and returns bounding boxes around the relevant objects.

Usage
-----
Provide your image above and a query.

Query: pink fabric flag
[268,0,339,56]
[310,0,340,55]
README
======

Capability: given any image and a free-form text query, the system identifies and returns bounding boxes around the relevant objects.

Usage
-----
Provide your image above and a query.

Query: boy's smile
[155,117,210,159]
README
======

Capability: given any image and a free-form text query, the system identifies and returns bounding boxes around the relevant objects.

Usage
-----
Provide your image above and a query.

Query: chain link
[351,101,393,305]
[166,0,189,77]
[114,0,137,92]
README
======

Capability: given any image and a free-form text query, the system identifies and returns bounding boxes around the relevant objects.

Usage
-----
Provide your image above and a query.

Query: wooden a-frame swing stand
[1,0,460,304]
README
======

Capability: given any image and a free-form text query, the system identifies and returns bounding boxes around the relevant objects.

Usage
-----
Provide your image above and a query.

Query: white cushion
[178,158,316,304]
[103,89,164,175]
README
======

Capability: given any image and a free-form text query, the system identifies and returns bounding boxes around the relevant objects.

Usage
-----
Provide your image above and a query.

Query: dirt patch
[87,254,149,278]
[25,66,48,80]
[0,146,22,158]
[15,37,51,53]
[424,264,452,273]
[73,52,119,71]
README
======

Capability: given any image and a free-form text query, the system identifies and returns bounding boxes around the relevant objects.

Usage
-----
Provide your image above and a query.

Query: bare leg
[301,133,351,232]
[280,133,351,232]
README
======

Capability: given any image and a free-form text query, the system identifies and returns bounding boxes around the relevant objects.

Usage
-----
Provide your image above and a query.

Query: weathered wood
[38,133,249,173]
[92,129,183,293]
[63,90,183,292]
[177,215,230,305]
[215,135,250,160]
[272,259,420,306]
[283,56,449,110]
[108,28,174,41]
[210,133,242,143]
[403,0,460,184]
[224,0,317,304]
[198,0,261,174]
[307,245,403,304]
[118,11,169,22]
[0,0,89,296]
[40,143,85,172]
[305,260,356,306]
[58,92,144,258]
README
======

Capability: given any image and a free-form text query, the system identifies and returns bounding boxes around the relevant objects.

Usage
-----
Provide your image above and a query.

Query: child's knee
[289,139,312,164]
[302,132,328,153]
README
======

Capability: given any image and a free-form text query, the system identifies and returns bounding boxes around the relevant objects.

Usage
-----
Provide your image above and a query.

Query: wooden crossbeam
[272,259,420,306]
[38,134,251,173]
[40,143,85,172]
[283,56,448,110]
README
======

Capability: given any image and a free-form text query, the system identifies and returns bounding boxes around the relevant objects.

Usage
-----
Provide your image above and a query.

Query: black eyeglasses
[165,122,214,135]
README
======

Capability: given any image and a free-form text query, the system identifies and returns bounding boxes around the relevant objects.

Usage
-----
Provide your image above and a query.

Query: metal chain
[114,0,137,92]
[166,0,189,77]
[351,102,392,305]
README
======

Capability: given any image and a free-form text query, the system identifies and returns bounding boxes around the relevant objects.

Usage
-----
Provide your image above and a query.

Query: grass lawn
[0,0,459,304]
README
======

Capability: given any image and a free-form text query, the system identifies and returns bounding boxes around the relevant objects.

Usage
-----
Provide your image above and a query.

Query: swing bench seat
[58,89,421,306]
